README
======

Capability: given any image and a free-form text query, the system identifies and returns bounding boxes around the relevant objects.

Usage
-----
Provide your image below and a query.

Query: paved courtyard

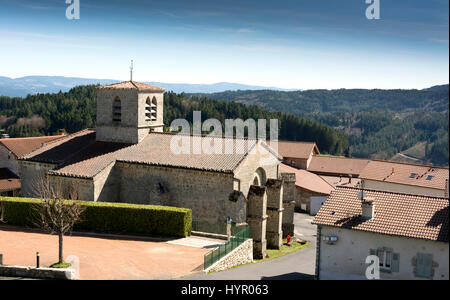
[0,227,220,280]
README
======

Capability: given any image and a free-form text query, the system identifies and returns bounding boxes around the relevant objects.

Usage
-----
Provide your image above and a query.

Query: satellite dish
[358,191,367,201]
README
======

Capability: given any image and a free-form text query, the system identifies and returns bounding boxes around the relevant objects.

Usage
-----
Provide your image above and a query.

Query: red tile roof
[313,187,449,243]
[23,130,281,178]
[267,141,319,160]
[0,135,64,158]
[97,81,165,93]
[0,168,20,192]
[280,163,335,195]
[320,175,361,189]
[308,156,371,176]
[359,160,449,190]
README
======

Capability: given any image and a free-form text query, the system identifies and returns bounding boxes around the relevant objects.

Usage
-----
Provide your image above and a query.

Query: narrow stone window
[113,97,121,122]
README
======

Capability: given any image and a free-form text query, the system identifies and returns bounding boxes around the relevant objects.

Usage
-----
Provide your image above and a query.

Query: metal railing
[203,226,250,270]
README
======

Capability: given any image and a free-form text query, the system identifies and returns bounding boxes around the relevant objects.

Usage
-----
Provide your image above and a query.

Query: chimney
[361,198,375,220]
[348,175,352,184]
[445,179,449,198]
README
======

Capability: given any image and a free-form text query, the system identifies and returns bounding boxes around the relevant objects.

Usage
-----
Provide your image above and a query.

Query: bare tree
[32,176,85,265]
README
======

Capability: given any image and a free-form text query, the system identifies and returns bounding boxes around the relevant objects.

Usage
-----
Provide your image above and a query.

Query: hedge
[0,197,192,238]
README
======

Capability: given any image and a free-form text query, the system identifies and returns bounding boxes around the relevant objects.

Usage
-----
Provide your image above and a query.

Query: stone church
[18,81,292,233]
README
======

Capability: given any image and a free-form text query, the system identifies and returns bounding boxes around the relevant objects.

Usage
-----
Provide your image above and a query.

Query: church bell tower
[95,65,165,144]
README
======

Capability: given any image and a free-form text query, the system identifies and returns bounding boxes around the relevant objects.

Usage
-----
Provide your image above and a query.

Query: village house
[0,135,64,195]
[313,187,449,280]
[268,140,319,169]
[307,155,370,186]
[18,81,285,226]
[0,135,63,176]
[359,160,449,198]
[280,163,335,215]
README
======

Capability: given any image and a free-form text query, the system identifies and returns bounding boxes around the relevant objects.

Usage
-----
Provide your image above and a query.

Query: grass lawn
[48,262,72,269]
[254,239,310,263]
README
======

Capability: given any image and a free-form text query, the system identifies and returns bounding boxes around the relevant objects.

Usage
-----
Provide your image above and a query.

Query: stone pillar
[281,173,296,238]
[266,179,284,250]
[247,185,268,259]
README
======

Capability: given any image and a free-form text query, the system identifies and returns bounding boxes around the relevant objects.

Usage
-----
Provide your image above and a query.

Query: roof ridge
[370,159,449,170]
[312,155,370,161]
[335,185,450,200]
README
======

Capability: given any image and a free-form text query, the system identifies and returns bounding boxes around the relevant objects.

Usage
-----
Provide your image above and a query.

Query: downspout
[315,225,322,280]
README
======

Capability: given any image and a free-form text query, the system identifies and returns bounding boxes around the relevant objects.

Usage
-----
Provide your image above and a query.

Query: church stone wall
[96,89,164,144]
[93,162,119,203]
[115,162,245,223]
[48,175,95,202]
[234,145,279,197]
[19,161,57,197]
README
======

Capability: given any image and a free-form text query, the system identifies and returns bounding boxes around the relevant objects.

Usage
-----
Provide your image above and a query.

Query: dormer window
[113,97,122,122]
[145,97,157,122]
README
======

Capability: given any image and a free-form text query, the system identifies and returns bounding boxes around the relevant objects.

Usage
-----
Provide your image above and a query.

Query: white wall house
[313,187,449,280]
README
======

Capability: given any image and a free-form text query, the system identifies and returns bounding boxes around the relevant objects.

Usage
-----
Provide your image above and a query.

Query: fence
[203,226,250,270]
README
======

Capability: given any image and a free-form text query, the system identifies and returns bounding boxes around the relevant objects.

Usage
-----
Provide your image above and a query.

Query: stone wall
[281,173,296,237]
[19,161,57,197]
[205,239,253,273]
[115,162,246,223]
[234,143,279,197]
[96,89,164,144]
[48,175,95,201]
[93,162,119,202]
[0,265,75,280]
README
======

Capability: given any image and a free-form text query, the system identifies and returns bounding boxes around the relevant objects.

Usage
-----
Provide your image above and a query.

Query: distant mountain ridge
[0,76,296,97]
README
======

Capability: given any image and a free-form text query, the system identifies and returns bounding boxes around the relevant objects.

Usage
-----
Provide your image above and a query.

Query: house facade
[359,160,449,198]
[313,187,449,280]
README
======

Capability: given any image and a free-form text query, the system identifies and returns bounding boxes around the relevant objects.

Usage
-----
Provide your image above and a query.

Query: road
[182,213,317,280]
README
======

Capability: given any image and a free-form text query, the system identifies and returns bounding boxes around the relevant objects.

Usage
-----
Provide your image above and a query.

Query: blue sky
[0,0,448,89]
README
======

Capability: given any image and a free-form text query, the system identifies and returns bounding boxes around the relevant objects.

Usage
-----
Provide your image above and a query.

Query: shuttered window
[370,248,400,273]
[416,253,433,278]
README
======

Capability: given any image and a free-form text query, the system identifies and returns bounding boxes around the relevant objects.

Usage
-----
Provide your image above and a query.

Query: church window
[145,97,157,121]
[113,97,122,122]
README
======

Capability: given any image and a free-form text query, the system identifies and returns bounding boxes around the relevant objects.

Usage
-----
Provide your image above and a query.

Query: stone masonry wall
[116,162,245,223]
[205,239,253,273]
[19,161,57,197]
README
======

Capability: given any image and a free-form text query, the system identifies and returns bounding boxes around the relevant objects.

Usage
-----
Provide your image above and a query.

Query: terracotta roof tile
[97,81,165,93]
[313,187,449,243]
[0,135,64,158]
[267,141,319,160]
[24,130,280,178]
[320,175,361,188]
[280,163,335,195]
[359,160,449,190]
[308,156,370,176]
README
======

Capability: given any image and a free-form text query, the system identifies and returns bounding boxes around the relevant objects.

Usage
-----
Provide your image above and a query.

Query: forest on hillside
[0,85,349,156]
[191,86,449,166]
